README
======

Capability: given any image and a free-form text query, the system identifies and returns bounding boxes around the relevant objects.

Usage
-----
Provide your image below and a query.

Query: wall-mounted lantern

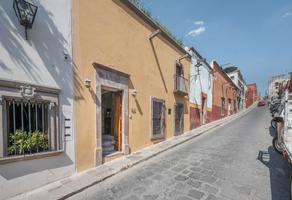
[13,0,38,40]
[131,90,138,97]
[84,79,92,88]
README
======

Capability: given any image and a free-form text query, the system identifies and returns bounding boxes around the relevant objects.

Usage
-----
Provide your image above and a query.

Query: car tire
[273,137,283,155]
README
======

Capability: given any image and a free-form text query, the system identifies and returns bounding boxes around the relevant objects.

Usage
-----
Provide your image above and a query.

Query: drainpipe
[178,54,190,62]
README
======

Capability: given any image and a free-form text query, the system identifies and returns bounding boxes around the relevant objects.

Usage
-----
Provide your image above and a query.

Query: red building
[209,60,240,121]
[246,83,258,108]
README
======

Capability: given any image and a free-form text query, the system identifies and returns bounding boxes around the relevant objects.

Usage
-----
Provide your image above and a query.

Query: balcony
[174,75,188,96]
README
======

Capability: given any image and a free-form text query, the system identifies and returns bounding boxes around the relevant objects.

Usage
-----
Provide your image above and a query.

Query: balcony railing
[174,75,188,96]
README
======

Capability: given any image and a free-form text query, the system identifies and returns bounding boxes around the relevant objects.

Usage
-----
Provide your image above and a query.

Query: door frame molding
[95,66,129,166]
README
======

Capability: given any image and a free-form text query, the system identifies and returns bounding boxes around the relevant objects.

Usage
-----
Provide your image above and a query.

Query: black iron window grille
[151,98,165,138]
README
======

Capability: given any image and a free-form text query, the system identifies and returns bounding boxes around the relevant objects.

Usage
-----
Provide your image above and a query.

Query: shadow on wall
[129,79,144,116]
[73,62,86,102]
[174,96,189,115]
[112,0,168,93]
[258,146,291,200]
[0,1,84,104]
[0,4,39,80]
[149,40,168,93]
[0,1,78,178]
[0,154,73,180]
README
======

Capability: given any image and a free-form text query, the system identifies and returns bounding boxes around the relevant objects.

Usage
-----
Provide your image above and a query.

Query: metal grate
[4,98,52,156]
[152,99,165,136]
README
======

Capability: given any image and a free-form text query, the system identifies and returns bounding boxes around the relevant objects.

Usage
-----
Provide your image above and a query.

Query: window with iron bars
[151,97,165,139]
[0,95,60,159]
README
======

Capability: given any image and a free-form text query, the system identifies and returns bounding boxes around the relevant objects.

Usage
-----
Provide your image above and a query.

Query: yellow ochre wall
[73,0,191,172]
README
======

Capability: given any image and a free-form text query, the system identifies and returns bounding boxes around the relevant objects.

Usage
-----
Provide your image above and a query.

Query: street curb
[10,103,257,200]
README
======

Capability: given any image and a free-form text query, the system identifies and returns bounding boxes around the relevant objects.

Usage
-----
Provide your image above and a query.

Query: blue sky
[139,0,292,95]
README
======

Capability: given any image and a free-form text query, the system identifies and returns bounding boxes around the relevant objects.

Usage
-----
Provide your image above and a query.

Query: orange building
[73,0,191,172]
[209,60,239,121]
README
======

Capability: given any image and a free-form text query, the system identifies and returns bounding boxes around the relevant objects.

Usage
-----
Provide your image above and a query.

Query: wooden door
[114,92,122,151]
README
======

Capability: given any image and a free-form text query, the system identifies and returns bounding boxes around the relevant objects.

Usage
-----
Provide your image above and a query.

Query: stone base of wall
[209,105,223,122]
[190,108,216,129]
[190,105,239,129]
[206,111,213,123]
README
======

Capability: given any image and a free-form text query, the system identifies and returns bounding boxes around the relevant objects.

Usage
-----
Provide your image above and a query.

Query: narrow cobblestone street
[69,106,290,200]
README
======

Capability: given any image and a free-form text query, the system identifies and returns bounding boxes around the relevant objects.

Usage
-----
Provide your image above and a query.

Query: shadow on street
[258,146,291,200]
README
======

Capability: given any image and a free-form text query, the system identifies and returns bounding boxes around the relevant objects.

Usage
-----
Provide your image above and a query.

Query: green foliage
[30,130,49,150]
[8,130,28,155]
[8,130,49,156]
[129,0,184,47]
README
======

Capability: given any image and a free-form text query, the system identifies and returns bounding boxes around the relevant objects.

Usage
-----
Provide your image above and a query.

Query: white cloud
[282,12,292,18]
[186,27,206,37]
[194,21,204,25]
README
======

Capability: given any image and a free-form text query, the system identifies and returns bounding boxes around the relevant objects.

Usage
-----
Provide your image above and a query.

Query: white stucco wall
[268,76,286,98]
[188,50,213,109]
[0,0,74,199]
[225,70,247,109]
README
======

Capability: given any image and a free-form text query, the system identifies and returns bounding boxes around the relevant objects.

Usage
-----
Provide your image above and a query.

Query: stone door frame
[95,65,129,166]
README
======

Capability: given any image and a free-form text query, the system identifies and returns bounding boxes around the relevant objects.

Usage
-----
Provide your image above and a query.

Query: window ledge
[0,150,64,164]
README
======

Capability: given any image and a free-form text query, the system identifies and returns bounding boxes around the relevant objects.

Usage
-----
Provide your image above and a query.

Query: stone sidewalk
[10,105,256,200]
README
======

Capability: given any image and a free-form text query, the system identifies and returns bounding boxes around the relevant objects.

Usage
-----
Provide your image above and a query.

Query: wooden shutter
[114,92,122,151]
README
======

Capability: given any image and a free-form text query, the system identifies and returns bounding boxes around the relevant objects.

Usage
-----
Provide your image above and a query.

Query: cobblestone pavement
[69,107,291,200]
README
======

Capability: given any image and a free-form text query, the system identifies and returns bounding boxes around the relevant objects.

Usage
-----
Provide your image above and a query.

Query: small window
[151,97,165,139]
[221,97,225,115]
[230,76,234,80]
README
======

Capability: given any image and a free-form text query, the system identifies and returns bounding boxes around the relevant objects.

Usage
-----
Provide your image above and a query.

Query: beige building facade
[73,0,191,172]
